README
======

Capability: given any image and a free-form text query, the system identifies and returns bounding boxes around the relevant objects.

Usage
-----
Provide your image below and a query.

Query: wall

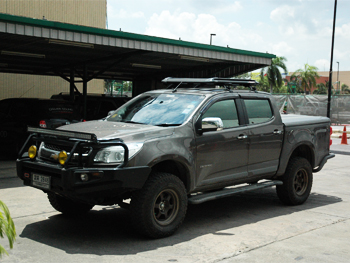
[317,71,350,91]
[286,71,350,94]
[0,0,106,99]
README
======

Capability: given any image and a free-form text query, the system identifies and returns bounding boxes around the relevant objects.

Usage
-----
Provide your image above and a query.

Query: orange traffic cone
[341,126,348,145]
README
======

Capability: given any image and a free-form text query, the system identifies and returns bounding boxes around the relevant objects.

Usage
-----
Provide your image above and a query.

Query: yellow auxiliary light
[28,145,37,159]
[58,151,68,165]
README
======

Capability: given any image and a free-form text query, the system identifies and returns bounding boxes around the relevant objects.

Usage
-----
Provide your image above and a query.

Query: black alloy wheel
[276,157,313,205]
[130,172,188,238]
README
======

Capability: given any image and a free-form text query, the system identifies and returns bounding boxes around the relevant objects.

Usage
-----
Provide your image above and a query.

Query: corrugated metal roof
[0,13,275,80]
[0,13,274,60]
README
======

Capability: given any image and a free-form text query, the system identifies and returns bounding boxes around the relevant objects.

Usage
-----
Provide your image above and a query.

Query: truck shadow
[20,188,342,256]
[0,176,25,190]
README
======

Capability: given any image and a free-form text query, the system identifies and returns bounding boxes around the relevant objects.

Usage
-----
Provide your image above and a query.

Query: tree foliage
[291,64,319,93]
[232,72,252,79]
[257,75,287,93]
[0,201,16,258]
[260,56,288,93]
[313,83,327,94]
[104,80,132,96]
[257,75,270,92]
[342,83,350,94]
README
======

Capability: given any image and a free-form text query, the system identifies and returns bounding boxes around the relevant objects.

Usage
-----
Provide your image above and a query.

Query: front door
[195,98,249,189]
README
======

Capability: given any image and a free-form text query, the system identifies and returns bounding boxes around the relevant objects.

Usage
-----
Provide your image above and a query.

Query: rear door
[241,96,283,177]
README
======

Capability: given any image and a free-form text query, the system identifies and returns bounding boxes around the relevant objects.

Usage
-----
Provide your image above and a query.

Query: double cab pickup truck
[17,77,334,238]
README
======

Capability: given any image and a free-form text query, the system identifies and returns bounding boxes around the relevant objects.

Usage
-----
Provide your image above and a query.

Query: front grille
[39,142,92,166]
[44,143,62,151]
[44,143,91,154]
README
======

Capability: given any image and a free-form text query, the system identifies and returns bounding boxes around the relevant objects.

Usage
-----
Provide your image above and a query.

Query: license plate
[32,173,51,190]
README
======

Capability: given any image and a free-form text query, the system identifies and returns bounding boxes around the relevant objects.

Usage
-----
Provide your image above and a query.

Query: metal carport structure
[0,13,275,118]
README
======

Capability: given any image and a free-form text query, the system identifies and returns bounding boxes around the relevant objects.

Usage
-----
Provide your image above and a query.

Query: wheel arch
[276,142,315,177]
[289,143,315,167]
[150,159,192,193]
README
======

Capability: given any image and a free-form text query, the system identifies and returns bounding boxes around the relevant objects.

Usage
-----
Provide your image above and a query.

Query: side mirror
[197,117,224,134]
[107,110,115,116]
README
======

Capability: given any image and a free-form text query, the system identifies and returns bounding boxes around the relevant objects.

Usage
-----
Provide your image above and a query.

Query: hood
[58,120,174,142]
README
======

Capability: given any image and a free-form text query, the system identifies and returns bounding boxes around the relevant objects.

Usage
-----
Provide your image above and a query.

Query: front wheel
[276,157,313,205]
[130,172,188,238]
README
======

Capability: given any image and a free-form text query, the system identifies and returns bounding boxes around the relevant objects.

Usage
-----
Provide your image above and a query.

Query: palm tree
[260,56,288,93]
[291,64,319,94]
[0,201,16,258]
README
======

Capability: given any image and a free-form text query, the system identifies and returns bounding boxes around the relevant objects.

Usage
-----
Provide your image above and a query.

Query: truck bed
[281,114,330,127]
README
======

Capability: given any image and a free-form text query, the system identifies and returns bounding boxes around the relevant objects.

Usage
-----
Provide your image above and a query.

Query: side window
[244,99,273,124]
[202,99,239,128]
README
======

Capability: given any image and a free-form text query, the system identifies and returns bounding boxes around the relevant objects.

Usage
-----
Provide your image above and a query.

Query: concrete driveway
[0,153,349,263]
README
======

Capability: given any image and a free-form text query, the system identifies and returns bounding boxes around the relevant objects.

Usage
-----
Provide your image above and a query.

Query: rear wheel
[130,172,188,238]
[47,192,94,215]
[276,157,313,205]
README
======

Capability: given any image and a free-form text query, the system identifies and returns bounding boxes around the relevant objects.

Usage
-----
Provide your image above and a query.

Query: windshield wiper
[156,123,181,127]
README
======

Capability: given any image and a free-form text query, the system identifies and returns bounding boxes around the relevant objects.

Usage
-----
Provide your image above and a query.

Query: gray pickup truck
[17,78,334,238]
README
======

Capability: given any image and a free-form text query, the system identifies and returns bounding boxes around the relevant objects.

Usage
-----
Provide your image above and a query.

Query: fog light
[28,145,37,159]
[80,173,89,182]
[58,151,68,165]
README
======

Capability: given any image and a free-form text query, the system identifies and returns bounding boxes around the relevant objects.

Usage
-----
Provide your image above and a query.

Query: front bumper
[16,158,151,198]
[16,127,152,204]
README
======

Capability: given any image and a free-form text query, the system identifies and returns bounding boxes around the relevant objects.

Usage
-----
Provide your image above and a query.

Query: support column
[83,65,88,120]
[70,68,75,102]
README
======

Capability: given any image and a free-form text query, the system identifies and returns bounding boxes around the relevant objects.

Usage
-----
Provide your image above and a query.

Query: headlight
[93,142,143,163]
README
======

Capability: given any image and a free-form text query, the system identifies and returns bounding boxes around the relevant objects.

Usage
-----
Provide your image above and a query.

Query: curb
[331,134,350,138]
[332,130,350,134]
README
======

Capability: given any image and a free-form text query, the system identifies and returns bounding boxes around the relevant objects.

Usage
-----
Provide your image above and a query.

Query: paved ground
[331,127,350,155]
[0,139,349,262]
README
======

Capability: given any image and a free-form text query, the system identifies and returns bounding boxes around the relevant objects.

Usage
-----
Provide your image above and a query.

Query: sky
[106,0,350,73]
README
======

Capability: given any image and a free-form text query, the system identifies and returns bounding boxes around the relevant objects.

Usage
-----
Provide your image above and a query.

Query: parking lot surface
[0,140,349,263]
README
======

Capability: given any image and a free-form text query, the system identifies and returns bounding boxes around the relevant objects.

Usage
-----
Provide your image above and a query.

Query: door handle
[237,134,248,140]
[273,130,282,135]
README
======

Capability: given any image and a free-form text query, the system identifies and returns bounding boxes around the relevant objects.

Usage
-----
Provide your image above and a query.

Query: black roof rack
[162,77,258,92]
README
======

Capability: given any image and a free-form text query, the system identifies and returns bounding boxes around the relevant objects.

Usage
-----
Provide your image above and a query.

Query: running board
[188,180,283,205]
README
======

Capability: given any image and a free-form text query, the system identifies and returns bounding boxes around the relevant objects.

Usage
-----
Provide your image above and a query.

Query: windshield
[107,93,205,126]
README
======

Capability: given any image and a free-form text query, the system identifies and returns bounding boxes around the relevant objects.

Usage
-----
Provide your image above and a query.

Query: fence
[272,94,350,125]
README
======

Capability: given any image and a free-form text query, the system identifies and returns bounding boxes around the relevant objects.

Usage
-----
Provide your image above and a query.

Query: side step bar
[188,180,283,205]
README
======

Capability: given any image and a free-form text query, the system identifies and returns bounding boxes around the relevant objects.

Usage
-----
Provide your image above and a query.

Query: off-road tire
[276,157,313,205]
[47,192,94,215]
[130,172,188,238]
